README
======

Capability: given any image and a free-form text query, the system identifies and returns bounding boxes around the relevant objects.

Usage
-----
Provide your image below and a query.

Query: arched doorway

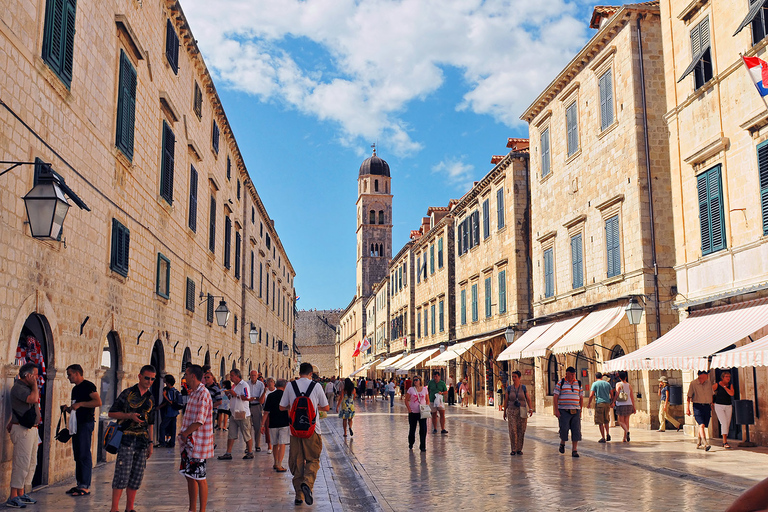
[182,347,192,374]
[204,350,211,370]
[547,354,559,396]
[15,313,52,486]
[150,340,165,444]
[220,357,226,383]
[575,351,589,389]
[98,332,121,463]
[485,348,494,406]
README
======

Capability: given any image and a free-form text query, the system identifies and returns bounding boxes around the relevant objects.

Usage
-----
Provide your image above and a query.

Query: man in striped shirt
[553,366,583,458]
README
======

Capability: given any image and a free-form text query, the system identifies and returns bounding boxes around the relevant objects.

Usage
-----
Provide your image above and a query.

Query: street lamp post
[504,326,515,345]
[625,297,645,325]
[214,300,230,327]
[249,324,258,344]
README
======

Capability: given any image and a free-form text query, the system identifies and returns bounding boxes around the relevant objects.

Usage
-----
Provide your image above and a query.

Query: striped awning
[427,341,474,366]
[497,323,553,361]
[711,335,768,368]
[348,360,376,378]
[396,348,439,374]
[519,316,584,359]
[550,306,625,355]
[383,351,421,372]
[378,354,405,368]
[604,298,768,372]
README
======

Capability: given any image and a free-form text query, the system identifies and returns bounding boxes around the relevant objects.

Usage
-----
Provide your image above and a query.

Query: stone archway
[150,340,165,444]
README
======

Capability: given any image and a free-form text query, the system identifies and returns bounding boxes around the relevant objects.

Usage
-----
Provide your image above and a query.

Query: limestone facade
[0,0,295,494]
[295,309,341,377]
[521,4,677,426]
[661,0,768,443]
[388,242,415,358]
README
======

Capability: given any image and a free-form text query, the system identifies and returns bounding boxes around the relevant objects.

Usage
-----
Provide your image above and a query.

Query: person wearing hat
[687,370,714,450]
[553,366,583,457]
[657,376,680,432]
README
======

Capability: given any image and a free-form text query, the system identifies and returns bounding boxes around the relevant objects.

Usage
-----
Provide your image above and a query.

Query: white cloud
[432,157,476,192]
[181,0,590,155]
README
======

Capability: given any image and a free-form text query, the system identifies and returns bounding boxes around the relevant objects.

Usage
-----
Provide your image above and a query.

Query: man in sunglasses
[108,365,156,512]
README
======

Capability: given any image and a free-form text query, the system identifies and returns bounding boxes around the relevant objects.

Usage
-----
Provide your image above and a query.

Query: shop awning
[519,316,584,359]
[396,348,440,374]
[427,341,474,366]
[604,298,768,372]
[497,324,552,361]
[348,360,376,377]
[378,354,405,368]
[383,351,420,372]
[711,335,768,368]
[550,306,625,355]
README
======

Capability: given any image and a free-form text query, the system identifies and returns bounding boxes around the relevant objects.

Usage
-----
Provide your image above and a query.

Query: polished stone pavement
[21,398,768,511]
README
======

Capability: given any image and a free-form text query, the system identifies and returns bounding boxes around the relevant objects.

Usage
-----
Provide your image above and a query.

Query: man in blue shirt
[587,372,613,443]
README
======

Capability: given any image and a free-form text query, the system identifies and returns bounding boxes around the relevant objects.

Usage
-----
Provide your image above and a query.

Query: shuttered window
[208,196,216,253]
[110,219,130,277]
[437,237,444,268]
[431,305,436,335]
[758,141,768,235]
[416,256,421,283]
[227,156,231,180]
[544,248,554,298]
[193,82,202,119]
[206,293,214,323]
[472,211,480,246]
[541,128,551,177]
[42,0,77,87]
[485,277,492,318]
[697,165,726,255]
[250,251,255,289]
[259,262,263,297]
[115,50,137,161]
[188,165,198,232]
[234,232,241,279]
[186,278,195,312]
[599,68,614,131]
[224,216,232,269]
[160,121,175,204]
[165,19,179,74]
[430,244,435,274]
[439,300,445,332]
[605,215,621,277]
[498,270,507,314]
[156,253,170,299]
[417,311,421,338]
[679,17,712,89]
[461,289,467,325]
[471,283,479,322]
[571,233,584,288]
[212,120,220,154]
[566,102,579,156]
[497,188,505,229]
[483,199,490,239]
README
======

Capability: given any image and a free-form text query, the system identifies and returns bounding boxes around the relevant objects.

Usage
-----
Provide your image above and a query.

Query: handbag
[68,408,78,435]
[15,406,37,429]
[103,421,123,454]
[55,411,71,443]
[617,383,628,402]
[232,396,248,420]
[419,404,431,419]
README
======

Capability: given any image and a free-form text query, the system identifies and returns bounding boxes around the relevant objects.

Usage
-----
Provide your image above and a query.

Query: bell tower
[356,146,392,299]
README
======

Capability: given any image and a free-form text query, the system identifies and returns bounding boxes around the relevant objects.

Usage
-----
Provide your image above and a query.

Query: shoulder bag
[55,411,71,443]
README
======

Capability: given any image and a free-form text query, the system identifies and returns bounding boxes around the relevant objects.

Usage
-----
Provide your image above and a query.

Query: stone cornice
[452,150,528,215]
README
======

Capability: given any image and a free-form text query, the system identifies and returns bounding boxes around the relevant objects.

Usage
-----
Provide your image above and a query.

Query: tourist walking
[325,378,336,409]
[6,363,40,509]
[108,365,156,512]
[264,377,276,453]
[177,364,214,512]
[248,370,266,452]
[657,376,680,432]
[337,378,356,436]
[503,370,533,455]
[687,370,714,450]
[333,376,344,409]
[553,366,583,457]
[63,363,101,496]
[365,378,374,402]
[612,371,636,443]
[217,380,231,432]
[218,369,254,460]
[427,371,448,434]
[279,362,330,506]
[405,376,429,452]
[263,379,290,472]
[385,379,396,408]
[203,372,222,429]
[158,374,180,447]
[587,371,613,442]
[713,371,735,448]
[459,377,470,407]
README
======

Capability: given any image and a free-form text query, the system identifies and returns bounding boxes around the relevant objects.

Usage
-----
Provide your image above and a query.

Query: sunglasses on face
[142,376,156,382]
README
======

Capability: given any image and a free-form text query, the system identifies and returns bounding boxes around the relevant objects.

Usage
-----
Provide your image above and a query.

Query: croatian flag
[352,340,361,357]
[360,337,371,353]
[743,56,768,97]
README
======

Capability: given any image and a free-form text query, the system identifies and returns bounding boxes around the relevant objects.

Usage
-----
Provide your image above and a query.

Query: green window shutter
[416,256,421,283]
[235,232,241,279]
[571,234,583,288]
[758,142,768,235]
[461,289,466,325]
[566,103,579,156]
[188,166,198,232]
[431,305,436,335]
[209,196,216,253]
[708,166,726,252]
[439,300,444,332]
[541,128,550,177]
[698,171,712,254]
[605,216,621,277]
[160,121,175,203]
[212,121,220,154]
[417,311,421,338]
[42,0,76,86]
[485,277,492,318]
[544,248,554,298]
[207,293,214,323]
[110,219,130,277]
[498,270,507,314]
[483,199,490,239]
[438,237,443,268]
[165,19,179,74]
[115,50,137,160]
[600,69,613,130]
[224,216,231,269]
[497,188,505,229]
[430,244,435,274]
[156,253,170,299]
[193,82,202,119]
[186,278,195,312]
[471,283,478,322]
[62,0,76,83]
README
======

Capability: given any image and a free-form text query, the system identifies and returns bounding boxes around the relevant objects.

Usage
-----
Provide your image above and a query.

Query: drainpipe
[637,17,662,340]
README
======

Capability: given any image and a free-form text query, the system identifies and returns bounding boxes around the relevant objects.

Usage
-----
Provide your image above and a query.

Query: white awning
[396,348,440,374]
[348,360,375,377]
[604,298,768,372]
[550,306,625,355]
[427,341,474,366]
[384,351,421,372]
[711,335,768,368]
[497,324,553,361]
[519,316,584,359]
[379,354,405,368]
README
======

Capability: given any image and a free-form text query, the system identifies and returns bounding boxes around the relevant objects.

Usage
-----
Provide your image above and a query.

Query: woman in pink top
[404,376,430,452]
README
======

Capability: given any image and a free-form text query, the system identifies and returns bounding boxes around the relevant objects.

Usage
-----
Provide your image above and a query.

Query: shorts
[692,403,712,427]
[557,409,582,443]
[228,416,253,442]
[615,404,634,417]
[366,389,373,396]
[112,436,149,490]
[269,426,290,445]
[218,409,231,416]
[179,450,207,481]
[594,403,611,425]
[429,404,445,412]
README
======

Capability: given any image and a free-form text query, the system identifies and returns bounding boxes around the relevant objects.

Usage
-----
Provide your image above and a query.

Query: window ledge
[565,149,582,165]
[597,120,619,140]
[155,294,170,304]
[109,270,128,282]
[541,296,557,304]
[157,195,174,213]
[603,274,625,286]
[497,226,507,235]
[567,286,587,297]
[36,56,72,101]
[114,147,133,170]
[540,171,554,183]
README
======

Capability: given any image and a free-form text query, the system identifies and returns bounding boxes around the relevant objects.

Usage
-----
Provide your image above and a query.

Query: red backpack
[289,381,318,438]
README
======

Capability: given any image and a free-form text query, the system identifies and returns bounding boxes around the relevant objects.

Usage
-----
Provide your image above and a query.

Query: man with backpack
[280,363,330,506]
[553,366,583,458]
[159,374,182,448]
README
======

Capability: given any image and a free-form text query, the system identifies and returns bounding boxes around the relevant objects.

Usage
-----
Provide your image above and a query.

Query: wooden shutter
[708,167,725,252]
[758,142,768,235]
[193,82,202,119]
[438,237,443,268]
[235,232,241,278]
[600,69,613,130]
[212,121,219,154]
[161,122,175,203]
[544,249,554,298]
[571,234,583,288]
[189,166,198,231]
[472,284,478,321]
[43,0,66,72]
[186,278,195,312]
[472,211,480,247]
[110,219,130,277]
[461,289,466,324]
[566,103,578,155]
[697,172,711,254]
[541,129,550,176]
[430,244,435,274]
[483,199,490,239]
[605,216,621,277]
[485,277,491,317]
[62,0,76,83]
[207,294,214,323]
[209,196,216,253]
[224,216,232,269]
[166,19,179,74]
[497,188,505,228]
[498,270,506,313]
[116,51,137,160]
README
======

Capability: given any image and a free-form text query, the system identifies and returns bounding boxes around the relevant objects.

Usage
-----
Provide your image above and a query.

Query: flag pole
[740,52,768,114]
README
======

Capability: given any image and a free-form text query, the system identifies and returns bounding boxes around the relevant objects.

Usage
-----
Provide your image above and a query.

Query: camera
[513,400,521,407]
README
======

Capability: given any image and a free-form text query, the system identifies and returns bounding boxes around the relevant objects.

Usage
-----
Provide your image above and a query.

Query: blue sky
[181,0,598,310]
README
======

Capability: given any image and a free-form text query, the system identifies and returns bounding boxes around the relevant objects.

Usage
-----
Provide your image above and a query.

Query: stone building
[0,0,295,493]
[519,2,677,426]
[451,140,532,406]
[385,242,415,365]
[604,0,768,443]
[295,309,341,377]
[337,151,393,377]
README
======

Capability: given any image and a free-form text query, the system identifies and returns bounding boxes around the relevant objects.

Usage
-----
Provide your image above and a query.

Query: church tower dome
[359,149,391,177]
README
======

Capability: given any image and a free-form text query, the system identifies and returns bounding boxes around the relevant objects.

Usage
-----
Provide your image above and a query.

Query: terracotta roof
[507,138,530,150]
[491,155,505,164]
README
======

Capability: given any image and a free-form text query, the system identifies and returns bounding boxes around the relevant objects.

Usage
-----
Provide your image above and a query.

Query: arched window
[610,345,625,360]
[378,210,384,224]
[370,210,376,224]
[375,179,379,192]
[363,181,368,192]
[547,354,559,396]
[386,182,389,194]
[370,244,375,256]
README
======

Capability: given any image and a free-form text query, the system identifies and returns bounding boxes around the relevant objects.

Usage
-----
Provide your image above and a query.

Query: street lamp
[249,324,258,344]
[215,300,230,327]
[625,297,644,325]
[504,326,515,345]
[439,344,446,353]
[282,343,289,356]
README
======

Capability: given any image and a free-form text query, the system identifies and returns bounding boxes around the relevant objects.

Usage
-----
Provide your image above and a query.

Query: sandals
[276,467,287,472]
[66,487,79,495]
[724,443,732,449]
[70,489,90,496]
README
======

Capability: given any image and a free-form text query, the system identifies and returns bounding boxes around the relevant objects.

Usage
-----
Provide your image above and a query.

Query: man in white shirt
[247,371,266,452]
[280,363,330,506]
[324,378,336,410]
[218,369,253,460]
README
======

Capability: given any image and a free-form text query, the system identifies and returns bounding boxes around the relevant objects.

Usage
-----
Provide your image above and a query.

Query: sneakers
[267,448,273,454]
[4,497,26,508]
[606,434,611,442]
[440,429,448,434]
[301,483,314,506]
[17,495,36,505]
[218,453,233,460]
[243,452,254,459]
[572,451,580,458]
[598,438,606,443]
[432,429,438,434]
